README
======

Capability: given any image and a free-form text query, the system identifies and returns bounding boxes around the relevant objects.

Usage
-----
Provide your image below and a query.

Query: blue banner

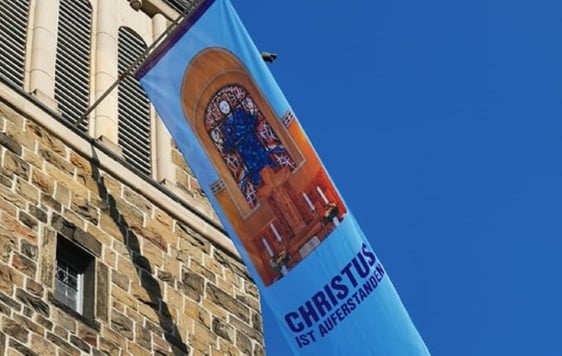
[137,0,429,354]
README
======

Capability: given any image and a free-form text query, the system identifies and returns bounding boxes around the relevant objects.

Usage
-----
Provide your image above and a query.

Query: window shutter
[0,0,30,88]
[54,0,92,131]
[118,27,151,177]
[162,0,195,13]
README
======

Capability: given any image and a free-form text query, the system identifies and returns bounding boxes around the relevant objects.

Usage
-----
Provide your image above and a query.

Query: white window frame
[55,258,85,315]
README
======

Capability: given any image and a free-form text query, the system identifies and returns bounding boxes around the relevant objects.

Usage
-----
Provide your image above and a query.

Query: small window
[55,236,95,319]
[55,259,83,313]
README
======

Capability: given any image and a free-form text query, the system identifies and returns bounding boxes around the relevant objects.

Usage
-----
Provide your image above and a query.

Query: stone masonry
[0,96,264,355]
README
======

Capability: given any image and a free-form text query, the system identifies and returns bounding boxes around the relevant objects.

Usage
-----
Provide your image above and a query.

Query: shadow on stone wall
[89,147,189,355]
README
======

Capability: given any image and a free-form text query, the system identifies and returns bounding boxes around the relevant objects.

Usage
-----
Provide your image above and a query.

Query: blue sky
[232,0,562,355]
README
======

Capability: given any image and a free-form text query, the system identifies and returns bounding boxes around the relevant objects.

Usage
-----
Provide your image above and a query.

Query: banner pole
[74,4,195,129]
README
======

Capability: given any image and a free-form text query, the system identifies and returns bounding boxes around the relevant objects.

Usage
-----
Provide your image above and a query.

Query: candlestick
[303,192,315,211]
[333,217,340,227]
[270,223,282,242]
[316,186,329,204]
[262,238,273,257]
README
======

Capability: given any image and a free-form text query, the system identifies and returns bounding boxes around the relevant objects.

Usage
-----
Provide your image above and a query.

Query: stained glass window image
[205,84,295,208]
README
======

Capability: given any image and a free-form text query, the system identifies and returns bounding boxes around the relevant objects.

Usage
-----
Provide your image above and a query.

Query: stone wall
[0,97,264,355]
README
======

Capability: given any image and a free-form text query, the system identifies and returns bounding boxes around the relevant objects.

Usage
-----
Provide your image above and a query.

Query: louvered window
[0,0,30,88]
[117,27,151,176]
[162,0,196,13]
[54,0,92,131]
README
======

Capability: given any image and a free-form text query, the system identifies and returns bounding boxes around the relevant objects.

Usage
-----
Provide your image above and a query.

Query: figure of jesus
[219,99,276,186]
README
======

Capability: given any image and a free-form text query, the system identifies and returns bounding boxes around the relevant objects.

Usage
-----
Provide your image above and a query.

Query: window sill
[48,292,100,332]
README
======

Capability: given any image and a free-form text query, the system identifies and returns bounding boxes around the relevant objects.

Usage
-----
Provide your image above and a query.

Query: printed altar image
[181,48,346,286]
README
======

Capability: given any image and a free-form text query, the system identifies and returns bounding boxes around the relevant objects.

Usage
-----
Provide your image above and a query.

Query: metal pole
[74,4,195,129]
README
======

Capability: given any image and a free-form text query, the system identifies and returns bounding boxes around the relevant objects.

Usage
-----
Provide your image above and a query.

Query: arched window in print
[205,84,296,208]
